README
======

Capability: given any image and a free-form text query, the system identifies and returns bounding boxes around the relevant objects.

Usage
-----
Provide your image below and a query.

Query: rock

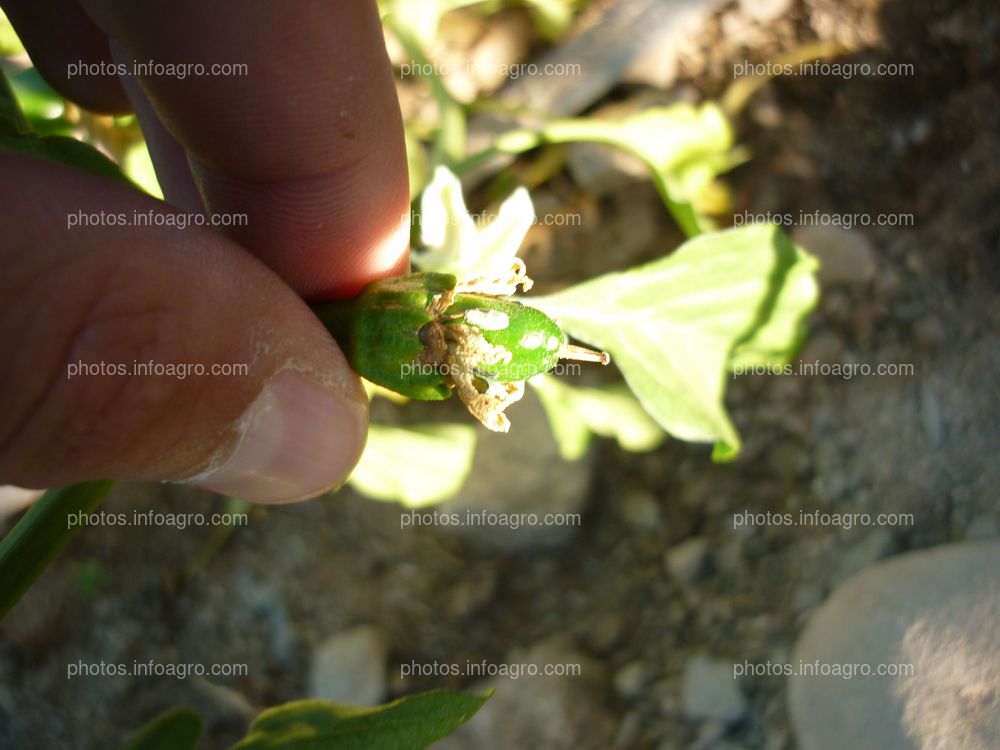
[438,390,591,553]
[792,225,878,287]
[664,537,711,585]
[965,514,998,541]
[830,530,897,586]
[620,490,662,532]
[613,661,649,700]
[681,655,747,723]
[434,637,614,749]
[309,625,389,706]
[789,542,1000,750]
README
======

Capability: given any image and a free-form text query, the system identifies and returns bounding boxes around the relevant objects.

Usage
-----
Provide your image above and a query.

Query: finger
[112,51,205,214]
[81,0,410,299]
[1,0,131,113]
[0,150,369,503]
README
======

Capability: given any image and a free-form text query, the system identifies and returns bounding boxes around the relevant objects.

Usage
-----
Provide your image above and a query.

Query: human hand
[0,0,409,502]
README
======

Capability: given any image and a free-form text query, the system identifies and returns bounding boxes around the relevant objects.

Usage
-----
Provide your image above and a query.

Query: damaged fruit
[313,263,609,432]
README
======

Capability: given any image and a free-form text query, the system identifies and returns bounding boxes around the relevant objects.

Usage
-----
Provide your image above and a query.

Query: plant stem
[0,479,115,620]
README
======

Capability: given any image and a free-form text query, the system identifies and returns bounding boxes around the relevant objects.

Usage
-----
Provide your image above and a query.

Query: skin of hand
[0,0,410,503]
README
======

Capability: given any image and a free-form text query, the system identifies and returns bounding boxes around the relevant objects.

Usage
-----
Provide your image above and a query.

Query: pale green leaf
[530,224,818,459]
[349,423,477,507]
[522,0,577,41]
[123,141,163,199]
[230,690,490,750]
[497,102,741,236]
[729,244,819,369]
[530,375,665,460]
[379,0,484,48]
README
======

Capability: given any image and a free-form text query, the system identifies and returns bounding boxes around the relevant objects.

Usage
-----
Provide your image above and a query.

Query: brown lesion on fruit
[418,263,530,432]
[419,314,522,433]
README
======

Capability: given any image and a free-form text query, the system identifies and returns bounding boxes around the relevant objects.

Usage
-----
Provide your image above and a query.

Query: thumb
[0,152,368,503]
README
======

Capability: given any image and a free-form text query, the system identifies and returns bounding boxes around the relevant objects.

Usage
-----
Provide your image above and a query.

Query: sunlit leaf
[495,102,743,236]
[379,0,484,49]
[530,375,666,460]
[349,423,477,507]
[522,0,577,41]
[530,224,818,460]
[230,690,490,750]
[0,10,24,56]
[123,141,163,199]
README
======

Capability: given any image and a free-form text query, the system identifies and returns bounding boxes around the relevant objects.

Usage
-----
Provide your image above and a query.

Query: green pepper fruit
[313,270,608,432]
[314,272,456,401]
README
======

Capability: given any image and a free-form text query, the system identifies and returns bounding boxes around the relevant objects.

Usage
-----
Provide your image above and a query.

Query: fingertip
[184,369,368,504]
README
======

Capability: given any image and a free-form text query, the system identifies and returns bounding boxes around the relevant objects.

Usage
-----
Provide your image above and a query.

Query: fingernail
[188,370,367,503]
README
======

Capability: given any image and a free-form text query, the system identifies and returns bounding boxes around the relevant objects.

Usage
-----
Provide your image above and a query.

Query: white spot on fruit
[519,332,545,350]
[465,308,510,331]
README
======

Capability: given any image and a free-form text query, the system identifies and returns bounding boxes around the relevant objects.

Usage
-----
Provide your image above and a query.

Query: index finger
[83,0,410,299]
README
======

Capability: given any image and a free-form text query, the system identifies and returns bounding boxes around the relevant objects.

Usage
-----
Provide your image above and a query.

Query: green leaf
[0,480,115,620]
[414,165,533,279]
[7,67,71,134]
[230,689,490,750]
[382,13,467,165]
[120,707,202,750]
[379,0,484,49]
[530,224,818,460]
[494,102,743,236]
[0,65,31,137]
[0,133,133,186]
[728,242,819,369]
[0,12,25,56]
[123,141,164,199]
[530,375,666,460]
[405,125,431,198]
[348,424,477,506]
[522,0,577,41]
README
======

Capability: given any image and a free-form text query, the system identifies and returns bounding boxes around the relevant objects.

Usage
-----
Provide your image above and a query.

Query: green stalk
[0,479,115,620]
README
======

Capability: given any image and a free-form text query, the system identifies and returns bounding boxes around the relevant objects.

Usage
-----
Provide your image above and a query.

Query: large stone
[681,655,747,723]
[308,625,389,706]
[792,224,878,287]
[789,542,1000,750]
